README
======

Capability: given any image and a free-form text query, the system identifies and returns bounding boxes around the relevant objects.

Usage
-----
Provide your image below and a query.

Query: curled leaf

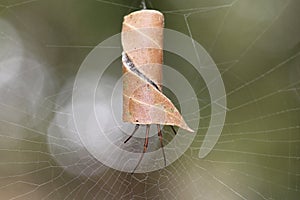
[122,10,193,132]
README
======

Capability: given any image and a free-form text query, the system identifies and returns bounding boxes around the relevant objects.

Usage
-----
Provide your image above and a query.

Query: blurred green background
[0,0,299,199]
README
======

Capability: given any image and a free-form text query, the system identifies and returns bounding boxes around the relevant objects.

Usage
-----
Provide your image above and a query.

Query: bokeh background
[0,0,299,199]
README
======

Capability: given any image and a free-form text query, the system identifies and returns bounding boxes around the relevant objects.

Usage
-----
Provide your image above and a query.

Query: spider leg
[170,126,177,135]
[157,124,166,166]
[124,124,140,143]
[131,124,150,174]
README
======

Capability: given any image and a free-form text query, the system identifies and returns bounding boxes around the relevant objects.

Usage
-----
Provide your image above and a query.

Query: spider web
[0,0,300,199]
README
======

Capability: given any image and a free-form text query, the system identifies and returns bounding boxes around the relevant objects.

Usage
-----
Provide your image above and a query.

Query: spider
[124,124,177,173]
